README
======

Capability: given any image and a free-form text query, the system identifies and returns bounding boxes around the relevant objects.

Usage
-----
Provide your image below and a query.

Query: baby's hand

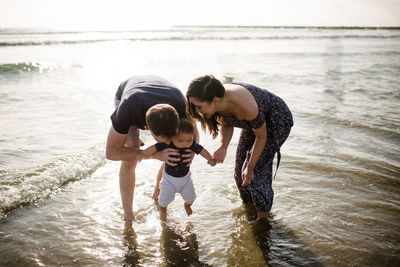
[208,159,217,166]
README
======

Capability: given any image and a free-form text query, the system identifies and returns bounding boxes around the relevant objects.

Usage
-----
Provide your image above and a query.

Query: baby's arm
[199,148,217,166]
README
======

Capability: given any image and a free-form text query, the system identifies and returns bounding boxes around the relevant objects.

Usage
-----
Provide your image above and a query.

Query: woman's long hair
[186,75,225,138]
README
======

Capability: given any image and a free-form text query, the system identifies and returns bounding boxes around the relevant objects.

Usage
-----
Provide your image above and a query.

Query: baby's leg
[158,173,176,222]
[184,202,192,216]
[180,176,196,217]
[159,206,167,222]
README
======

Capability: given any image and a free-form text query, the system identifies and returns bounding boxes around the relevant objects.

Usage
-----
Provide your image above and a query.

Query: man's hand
[154,148,180,166]
[182,149,195,167]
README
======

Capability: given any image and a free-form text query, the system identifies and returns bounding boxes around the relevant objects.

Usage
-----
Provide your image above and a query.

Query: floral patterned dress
[221,82,293,213]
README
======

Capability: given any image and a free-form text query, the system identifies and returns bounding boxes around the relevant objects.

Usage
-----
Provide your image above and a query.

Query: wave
[0,62,81,74]
[0,144,106,219]
[298,109,400,140]
[0,62,50,74]
[1,35,398,47]
[0,30,399,47]
[0,39,120,46]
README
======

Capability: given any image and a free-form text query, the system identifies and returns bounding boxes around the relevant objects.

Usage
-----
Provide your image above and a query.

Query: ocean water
[0,26,399,266]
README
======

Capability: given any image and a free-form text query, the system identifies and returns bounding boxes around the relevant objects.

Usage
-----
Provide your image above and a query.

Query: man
[106,75,192,222]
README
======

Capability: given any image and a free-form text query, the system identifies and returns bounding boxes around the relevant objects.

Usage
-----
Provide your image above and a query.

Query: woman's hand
[241,166,254,186]
[182,149,195,167]
[213,146,227,163]
[154,148,180,166]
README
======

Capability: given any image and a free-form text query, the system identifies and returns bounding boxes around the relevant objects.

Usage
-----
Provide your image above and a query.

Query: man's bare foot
[124,212,135,223]
[124,212,136,223]
[124,217,135,224]
[184,203,193,216]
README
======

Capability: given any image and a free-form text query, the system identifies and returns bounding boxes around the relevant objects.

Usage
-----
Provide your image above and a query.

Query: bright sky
[1,0,399,29]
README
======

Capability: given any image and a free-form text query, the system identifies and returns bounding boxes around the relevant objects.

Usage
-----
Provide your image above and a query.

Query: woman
[186,75,293,220]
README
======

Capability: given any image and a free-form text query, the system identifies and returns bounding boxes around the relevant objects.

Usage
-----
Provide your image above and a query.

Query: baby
[143,118,216,221]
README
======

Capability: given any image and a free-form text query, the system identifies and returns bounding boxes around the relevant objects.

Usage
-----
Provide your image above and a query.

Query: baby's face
[172,132,194,148]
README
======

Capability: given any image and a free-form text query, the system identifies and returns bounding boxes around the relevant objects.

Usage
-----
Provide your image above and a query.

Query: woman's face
[189,97,216,118]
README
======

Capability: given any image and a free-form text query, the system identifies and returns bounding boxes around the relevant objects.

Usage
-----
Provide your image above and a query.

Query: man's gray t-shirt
[111,75,186,134]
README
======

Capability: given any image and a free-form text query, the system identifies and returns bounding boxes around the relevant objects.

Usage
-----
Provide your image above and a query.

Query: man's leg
[120,139,140,222]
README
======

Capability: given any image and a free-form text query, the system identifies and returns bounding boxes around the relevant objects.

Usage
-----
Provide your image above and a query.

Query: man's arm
[106,127,142,161]
[106,126,181,165]
[141,145,157,159]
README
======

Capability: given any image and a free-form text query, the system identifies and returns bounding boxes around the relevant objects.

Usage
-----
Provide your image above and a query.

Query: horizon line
[173,25,400,30]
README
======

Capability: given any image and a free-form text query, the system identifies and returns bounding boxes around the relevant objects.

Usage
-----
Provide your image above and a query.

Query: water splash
[0,62,50,73]
[0,144,106,218]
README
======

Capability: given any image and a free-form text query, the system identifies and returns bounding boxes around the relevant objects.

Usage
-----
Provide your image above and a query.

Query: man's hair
[145,104,179,138]
[177,118,195,135]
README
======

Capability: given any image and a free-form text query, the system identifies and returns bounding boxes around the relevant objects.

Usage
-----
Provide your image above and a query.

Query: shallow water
[1,27,399,266]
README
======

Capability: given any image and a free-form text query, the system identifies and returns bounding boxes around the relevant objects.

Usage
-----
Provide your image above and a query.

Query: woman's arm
[241,122,267,186]
[213,124,234,163]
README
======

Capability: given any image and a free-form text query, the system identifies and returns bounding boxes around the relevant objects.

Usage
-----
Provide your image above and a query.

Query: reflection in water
[229,203,324,266]
[161,222,209,267]
[123,222,140,267]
